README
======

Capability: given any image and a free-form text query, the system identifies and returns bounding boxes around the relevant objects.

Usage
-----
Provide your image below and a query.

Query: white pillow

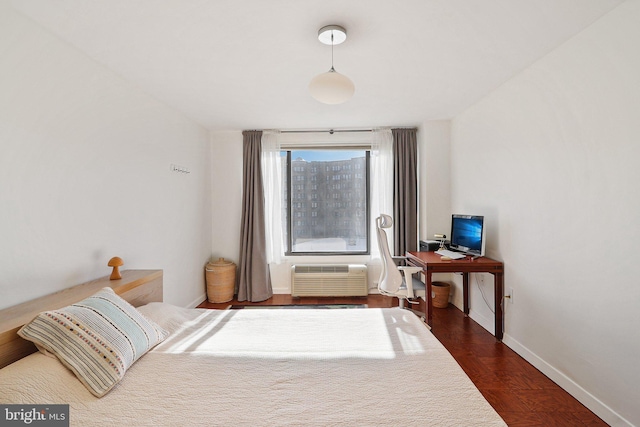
[18,287,168,397]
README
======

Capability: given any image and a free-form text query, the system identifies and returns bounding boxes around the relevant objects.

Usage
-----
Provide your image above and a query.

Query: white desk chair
[375,214,426,321]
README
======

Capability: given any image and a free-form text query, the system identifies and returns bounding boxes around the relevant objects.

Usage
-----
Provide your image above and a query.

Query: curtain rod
[275,127,417,134]
[278,129,373,134]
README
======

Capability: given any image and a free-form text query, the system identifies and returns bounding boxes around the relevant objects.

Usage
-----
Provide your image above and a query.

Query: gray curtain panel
[237,130,273,302]
[392,128,418,255]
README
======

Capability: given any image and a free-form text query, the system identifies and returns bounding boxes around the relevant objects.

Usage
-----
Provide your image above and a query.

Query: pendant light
[308,25,355,105]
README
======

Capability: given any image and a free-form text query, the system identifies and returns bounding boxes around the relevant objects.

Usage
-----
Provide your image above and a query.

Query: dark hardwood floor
[197,295,608,426]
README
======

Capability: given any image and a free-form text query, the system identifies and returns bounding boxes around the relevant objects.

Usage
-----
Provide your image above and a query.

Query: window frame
[284,149,371,256]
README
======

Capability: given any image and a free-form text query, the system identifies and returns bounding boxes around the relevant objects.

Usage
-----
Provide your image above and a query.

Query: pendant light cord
[330,32,335,72]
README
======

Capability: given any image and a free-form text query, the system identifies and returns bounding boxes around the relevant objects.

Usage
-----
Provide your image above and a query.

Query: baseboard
[187,293,207,308]
[272,284,290,295]
[502,335,632,427]
[468,308,495,335]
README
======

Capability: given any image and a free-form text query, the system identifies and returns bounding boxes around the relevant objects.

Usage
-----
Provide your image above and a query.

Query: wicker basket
[205,258,236,303]
[431,282,451,308]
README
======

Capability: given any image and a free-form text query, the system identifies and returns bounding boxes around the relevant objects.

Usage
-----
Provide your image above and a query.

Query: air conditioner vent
[291,264,368,297]
[294,265,350,274]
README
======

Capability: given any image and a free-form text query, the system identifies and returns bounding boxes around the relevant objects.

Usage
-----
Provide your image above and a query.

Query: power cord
[475,273,495,314]
[474,273,511,313]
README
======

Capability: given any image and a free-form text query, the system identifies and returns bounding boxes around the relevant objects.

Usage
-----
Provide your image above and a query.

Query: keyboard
[435,249,466,260]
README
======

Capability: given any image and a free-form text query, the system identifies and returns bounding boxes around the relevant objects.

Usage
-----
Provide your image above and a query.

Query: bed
[0,270,506,426]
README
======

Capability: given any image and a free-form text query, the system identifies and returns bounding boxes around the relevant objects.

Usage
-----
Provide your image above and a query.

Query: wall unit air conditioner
[291,264,368,297]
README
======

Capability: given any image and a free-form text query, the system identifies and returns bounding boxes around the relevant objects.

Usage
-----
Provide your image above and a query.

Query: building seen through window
[282,150,369,254]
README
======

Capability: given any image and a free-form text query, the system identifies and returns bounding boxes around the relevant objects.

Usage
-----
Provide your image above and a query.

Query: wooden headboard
[0,269,163,369]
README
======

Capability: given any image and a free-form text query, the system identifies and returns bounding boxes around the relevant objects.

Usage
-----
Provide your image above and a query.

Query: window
[282,150,370,255]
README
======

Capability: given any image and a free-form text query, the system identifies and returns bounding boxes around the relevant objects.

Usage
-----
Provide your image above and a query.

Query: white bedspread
[0,304,506,426]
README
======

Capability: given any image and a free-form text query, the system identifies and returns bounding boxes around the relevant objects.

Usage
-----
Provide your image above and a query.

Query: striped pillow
[18,287,168,397]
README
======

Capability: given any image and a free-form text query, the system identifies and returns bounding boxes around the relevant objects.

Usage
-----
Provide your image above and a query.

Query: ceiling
[13,0,623,131]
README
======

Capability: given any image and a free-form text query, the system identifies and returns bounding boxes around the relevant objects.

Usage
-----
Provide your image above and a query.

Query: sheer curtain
[260,128,393,263]
[261,131,283,265]
[369,128,394,260]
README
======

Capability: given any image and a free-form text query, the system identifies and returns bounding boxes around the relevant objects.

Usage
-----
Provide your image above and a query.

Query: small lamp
[108,257,124,280]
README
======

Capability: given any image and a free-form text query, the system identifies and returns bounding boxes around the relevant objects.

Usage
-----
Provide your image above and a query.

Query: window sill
[281,254,372,264]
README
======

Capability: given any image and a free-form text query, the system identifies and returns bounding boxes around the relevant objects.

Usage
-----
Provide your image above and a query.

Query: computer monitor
[449,214,486,257]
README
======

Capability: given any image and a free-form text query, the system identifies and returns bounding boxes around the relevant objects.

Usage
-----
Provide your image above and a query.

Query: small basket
[431,282,451,308]
[205,258,236,303]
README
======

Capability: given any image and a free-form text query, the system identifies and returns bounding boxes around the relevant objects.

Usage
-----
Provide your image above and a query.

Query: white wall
[0,2,212,310]
[418,121,452,242]
[417,121,455,299]
[451,2,640,426]
[210,131,243,266]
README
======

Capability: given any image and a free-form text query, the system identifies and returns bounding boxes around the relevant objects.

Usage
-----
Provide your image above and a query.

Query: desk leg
[494,272,504,342]
[425,272,433,327]
[463,273,470,317]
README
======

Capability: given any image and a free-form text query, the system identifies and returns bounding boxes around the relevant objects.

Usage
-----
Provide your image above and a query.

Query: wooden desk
[406,251,505,341]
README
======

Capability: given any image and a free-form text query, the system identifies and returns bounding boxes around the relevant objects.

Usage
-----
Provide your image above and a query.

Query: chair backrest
[376,215,403,294]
